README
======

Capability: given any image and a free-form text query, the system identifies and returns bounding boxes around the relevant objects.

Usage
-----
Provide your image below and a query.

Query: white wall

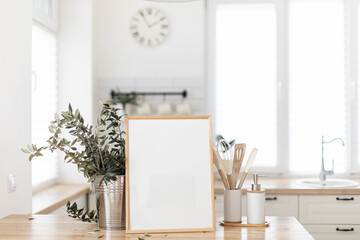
[93,0,206,115]
[56,0,206,184]
[0,0,32,218]
[57,0,93,183]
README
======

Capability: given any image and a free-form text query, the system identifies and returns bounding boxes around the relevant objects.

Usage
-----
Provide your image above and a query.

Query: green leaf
[27,144,33,152]
[71,139,77,146]
[55,113,60,123]
[21,148,30,154]
[49,126,55,133]
[68,104,73,115]
[75,109,79,118]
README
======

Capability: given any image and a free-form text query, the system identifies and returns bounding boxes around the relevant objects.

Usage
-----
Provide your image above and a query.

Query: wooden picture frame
[125,116,215,233]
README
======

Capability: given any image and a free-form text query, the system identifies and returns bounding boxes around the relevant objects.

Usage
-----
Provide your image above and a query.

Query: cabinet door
[303,224,360,240]
[299,195,360,224]
[264,195,298,218]
[215,194,298,218]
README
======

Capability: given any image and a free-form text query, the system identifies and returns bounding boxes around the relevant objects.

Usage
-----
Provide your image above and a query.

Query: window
[215,3,277,168]
[31,23,58,189]
[289,0,347,173]
[33,0,58,31]
[214,0,359,174]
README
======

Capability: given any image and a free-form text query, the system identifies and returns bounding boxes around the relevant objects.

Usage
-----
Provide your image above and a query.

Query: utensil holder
[224,189,242,222]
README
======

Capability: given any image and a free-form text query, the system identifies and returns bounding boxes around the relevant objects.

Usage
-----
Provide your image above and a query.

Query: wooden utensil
[236,148,258,189]
[213,149,230,189]
[232,143,246,188]
[227,173,235,190]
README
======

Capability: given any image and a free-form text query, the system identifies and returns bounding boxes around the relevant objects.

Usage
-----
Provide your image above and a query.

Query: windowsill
[32,183,90,214]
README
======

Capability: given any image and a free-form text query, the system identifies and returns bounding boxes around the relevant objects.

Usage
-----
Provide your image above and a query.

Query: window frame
[33,0,58,32]
[347,0,360,173]
[31,21,59,190]
[31,0,59,190]
[208,0,360,176]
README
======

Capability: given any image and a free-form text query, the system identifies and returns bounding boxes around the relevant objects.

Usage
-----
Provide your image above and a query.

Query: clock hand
[149,20,160,28]
[140,13,151,27]
[150,16,167,28]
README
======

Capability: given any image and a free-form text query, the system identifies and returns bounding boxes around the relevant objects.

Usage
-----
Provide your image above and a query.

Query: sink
[297,178,359,188]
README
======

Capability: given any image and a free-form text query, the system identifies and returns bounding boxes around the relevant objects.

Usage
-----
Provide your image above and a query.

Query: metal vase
[94,175,126,230]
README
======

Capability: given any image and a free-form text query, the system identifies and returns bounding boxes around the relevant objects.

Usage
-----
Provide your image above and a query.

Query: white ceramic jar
[224,189,242,222]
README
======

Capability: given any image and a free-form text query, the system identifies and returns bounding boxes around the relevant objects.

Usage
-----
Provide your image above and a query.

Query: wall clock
[130,7,170,47]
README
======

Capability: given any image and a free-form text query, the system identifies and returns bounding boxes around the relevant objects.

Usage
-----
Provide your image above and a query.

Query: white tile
[173,77,204,87]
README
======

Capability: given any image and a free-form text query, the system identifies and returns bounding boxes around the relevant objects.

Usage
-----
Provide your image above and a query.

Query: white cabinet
[215,193,360,240]
[303,224,360,240]
[299,195,360,240]
[299,195,360,224]
[264,195,298,218]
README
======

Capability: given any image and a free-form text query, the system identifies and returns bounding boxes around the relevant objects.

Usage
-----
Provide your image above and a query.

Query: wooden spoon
[213,148,230,189]
[237,148,258,189]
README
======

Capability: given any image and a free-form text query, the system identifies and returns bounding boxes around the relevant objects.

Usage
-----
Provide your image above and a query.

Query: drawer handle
[336,197,354,201]
[336,228,354,232]
[265,197,277,201]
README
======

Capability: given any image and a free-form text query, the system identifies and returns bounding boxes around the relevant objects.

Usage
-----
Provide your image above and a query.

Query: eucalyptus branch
[66,201,98,223]
[22,102,126,185]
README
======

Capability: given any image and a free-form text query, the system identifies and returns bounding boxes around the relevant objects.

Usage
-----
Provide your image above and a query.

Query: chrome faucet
[320,135,345,182]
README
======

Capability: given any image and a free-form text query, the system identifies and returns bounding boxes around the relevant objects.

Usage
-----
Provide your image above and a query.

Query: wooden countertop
[214,177,360,195]
[0,215,314,240]
[32,183,90,214]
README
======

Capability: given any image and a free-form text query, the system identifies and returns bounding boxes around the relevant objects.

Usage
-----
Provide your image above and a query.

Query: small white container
[247,173,265,224]
[224,189,242,222]
[176,100,191,115]
[137,101,152,115]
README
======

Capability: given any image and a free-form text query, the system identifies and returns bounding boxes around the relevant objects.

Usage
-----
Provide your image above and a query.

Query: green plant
[111,90,137,110]
[66,201,98,223]
[22,102,126,185]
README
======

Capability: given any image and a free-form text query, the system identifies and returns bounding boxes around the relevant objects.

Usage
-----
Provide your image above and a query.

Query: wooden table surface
[0,215,314,240]
[215,177,360,195]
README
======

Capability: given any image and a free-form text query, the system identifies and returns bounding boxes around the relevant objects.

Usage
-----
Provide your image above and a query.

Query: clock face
[130,7,170,47]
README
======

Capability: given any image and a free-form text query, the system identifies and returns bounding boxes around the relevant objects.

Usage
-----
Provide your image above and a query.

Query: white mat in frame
[125,116,215,233]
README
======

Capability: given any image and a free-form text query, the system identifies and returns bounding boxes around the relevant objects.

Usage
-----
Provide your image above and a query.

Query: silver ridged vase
[94,175,126,230]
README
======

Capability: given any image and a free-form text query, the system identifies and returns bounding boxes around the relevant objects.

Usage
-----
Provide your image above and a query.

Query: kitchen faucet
[320,135,345,182]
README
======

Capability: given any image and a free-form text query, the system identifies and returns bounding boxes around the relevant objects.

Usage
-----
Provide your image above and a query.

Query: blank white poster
[126,117,215,233]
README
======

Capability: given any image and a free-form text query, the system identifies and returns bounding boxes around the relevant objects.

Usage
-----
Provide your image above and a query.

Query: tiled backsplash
[96,76,206,115]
